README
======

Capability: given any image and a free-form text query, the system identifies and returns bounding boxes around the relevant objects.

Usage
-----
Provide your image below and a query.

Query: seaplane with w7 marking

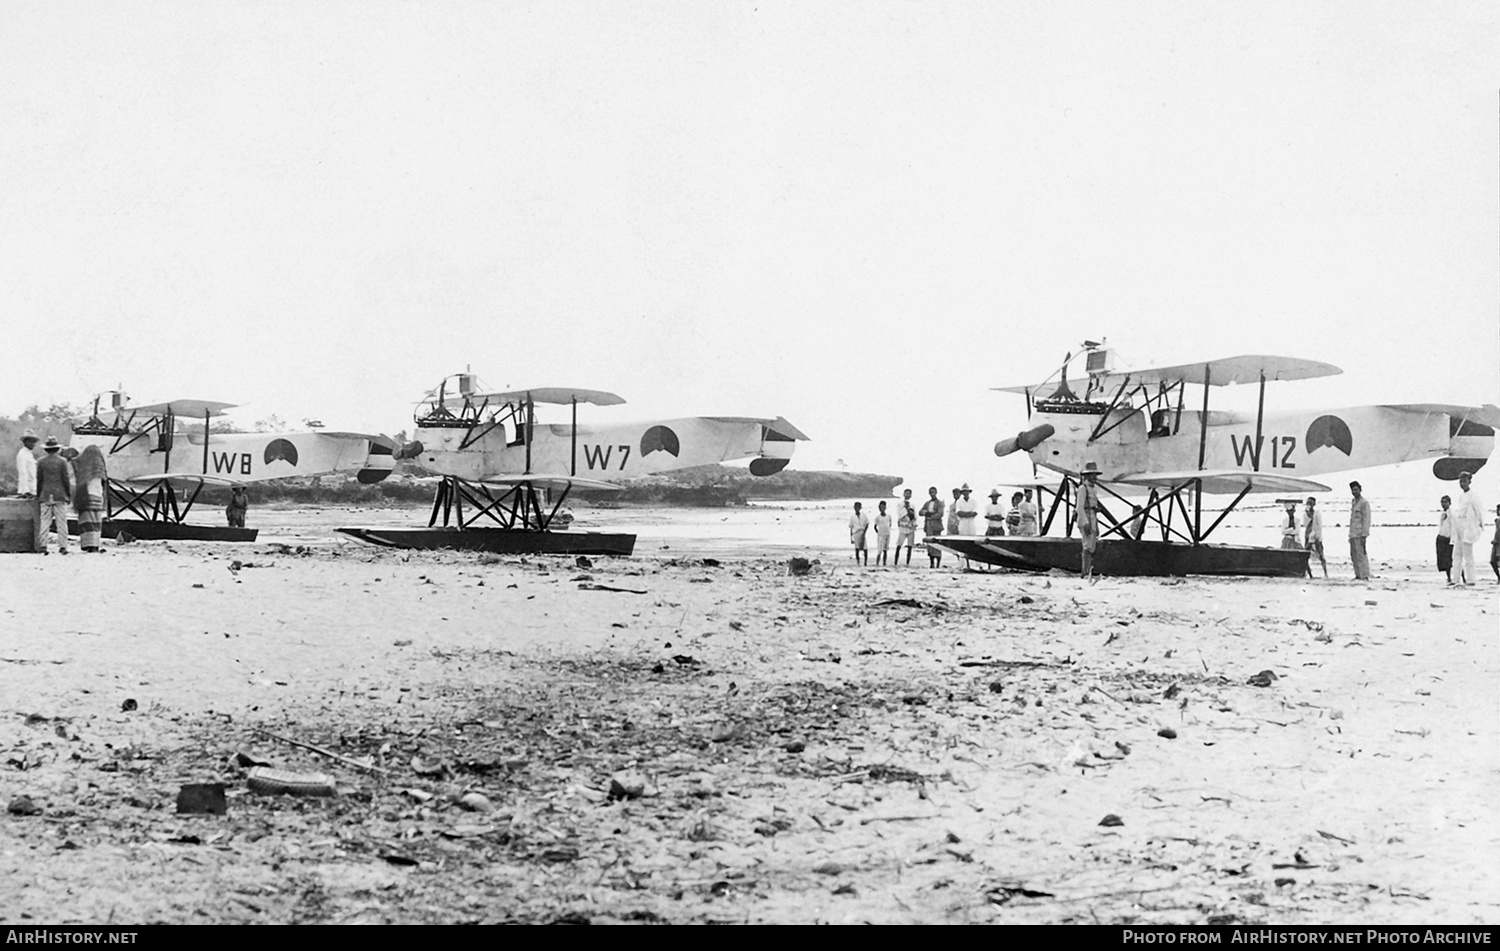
[68,391,396,542]
[335,373,808,555]
[931,343,1498,577]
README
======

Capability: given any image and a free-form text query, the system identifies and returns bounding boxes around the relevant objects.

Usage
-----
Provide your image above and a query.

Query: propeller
[995,423,1055,458]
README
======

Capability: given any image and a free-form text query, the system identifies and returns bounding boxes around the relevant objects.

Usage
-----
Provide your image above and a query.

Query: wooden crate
[0,498,37,552]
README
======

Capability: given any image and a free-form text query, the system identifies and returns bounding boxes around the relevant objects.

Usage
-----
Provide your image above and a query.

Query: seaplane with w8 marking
[335,373,808,555]
[68,391,396,542]
[932,343,1498,577]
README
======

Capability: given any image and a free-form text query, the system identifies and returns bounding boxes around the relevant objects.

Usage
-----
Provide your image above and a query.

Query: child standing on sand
[848,502,870,566]
[873,501,892,566]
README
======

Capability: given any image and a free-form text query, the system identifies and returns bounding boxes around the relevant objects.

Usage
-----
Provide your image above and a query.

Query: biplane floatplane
[68,391,395,542]
[932,343,1499,577]
[336,373,808,555]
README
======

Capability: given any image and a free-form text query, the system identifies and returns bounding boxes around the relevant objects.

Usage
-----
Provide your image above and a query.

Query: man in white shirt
[1303,497,1326,579]
[983,488,1008,537]
[15,430,39,498]
[954,484,979,535]
[1450,472,1487,586]
[1280,500,1300,550]
[848,502,870,567]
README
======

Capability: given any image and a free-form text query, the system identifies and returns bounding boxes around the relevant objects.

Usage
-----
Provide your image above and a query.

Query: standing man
[954,484,979,535]
[984,488,1008,537]
[1280,499,1301,549]
[919,486,945,568]
[1077,463,1101,581]
[873,501,892,567]
[227,485,250,528]
[1436,495,1453,584]
[1449,472,1486,586]
[895,494,917,567]
[945,487,961,536]
[34,437,74,555]
[1304,497,1327,579]
[848,501,870,567]
[15,430,39,498]
[1017,488,1039,537]
[1348,481,1372,580]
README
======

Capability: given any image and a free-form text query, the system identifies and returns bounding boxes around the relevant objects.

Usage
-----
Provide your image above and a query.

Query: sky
[4,0,1498,501]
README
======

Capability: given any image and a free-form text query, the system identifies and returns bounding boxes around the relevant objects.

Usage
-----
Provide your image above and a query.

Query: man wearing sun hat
[954,483,979,535]
[15,429,39,499]
[34,436,74,555]
[1077,462,1102,581]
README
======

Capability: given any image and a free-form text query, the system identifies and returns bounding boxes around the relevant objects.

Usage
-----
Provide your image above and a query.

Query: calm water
[245,489,1497,571]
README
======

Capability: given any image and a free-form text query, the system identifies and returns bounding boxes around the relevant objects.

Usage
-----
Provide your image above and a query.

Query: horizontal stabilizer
[704,416,811,441]
[1381,403,1500,431]
[1111,469,1331,495]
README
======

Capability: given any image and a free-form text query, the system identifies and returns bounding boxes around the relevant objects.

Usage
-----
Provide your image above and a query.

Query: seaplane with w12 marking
[336,373,808,555]
[68,391,396,542]
[931,343,1498,577]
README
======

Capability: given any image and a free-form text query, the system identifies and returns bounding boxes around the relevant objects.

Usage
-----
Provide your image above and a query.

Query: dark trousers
[1436,535,1453,575]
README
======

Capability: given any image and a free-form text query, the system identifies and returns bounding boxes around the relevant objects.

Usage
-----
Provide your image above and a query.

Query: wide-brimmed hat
[20,429,38,443]
[960,483,971,492]
[42,436,60,451]
[1081,462,1100,476]
[988,488,1001,498]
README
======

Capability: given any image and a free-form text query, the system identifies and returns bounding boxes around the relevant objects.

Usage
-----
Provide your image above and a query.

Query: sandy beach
[0,505,1496,925]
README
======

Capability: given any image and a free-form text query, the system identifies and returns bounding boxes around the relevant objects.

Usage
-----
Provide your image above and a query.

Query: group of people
[13,429,251,553]
[1433,471,1495,586]
[14,429,107,554]
[847,483,1042,568]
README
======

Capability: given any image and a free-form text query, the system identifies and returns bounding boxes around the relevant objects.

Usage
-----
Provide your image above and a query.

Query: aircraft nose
[995,423,1055,457]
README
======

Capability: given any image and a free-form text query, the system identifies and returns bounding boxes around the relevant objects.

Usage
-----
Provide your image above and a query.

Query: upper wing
[119,399,238,418]
[1111,469,1331,495]
[427,386,626,408]
[994,355,1343,395]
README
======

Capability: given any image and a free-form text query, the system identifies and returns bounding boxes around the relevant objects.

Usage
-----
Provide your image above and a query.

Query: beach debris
[254,728,389,774]
[607,774,646,801]
[813,860,846,875]
[1364,600,1377,607]
[6,796,41,816]
[381,853,420,867]
[400,788,433,803]
[1317,829,1355,845]
[832,883,857,896]
[988,681,1005,694]
[443,825,500,840]
[1157,727,1178,739]
[783,740,806,753]
[874,597,945,611]
[1274,877,1296,887]
[1098,813,1124,827]
[411,756,449,778]
[120,698,138,712]
[234,750,274,768]
[1247,670,1278,687]
[702,558,720,567]
[1114,741,1132,755]
[788,557,813,576]
[578,583,647,594]
[175,783,228,815]
[246,766,337,797]
[1017,595,1035,604]
[1162,681,1181,700]
[457,791,494,813]
[651,662,665,674]
[671,654,699,667]
[728,620,743,631]
[986,883,1056,904]
[575,555,592,569]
